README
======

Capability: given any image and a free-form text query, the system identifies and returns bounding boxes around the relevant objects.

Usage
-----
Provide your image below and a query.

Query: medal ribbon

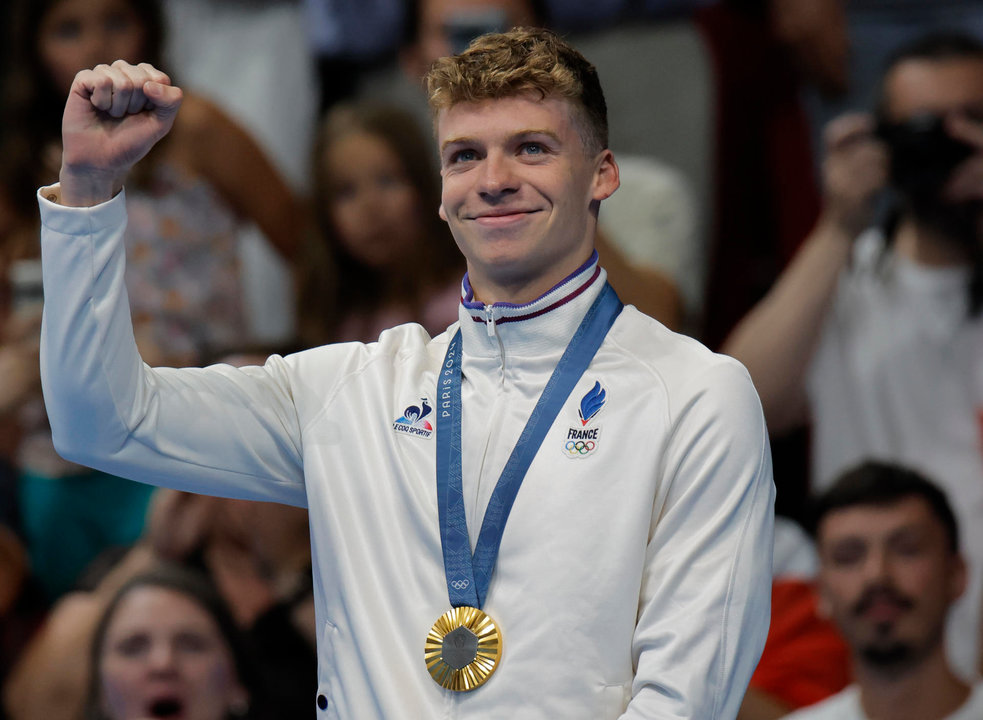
[436,282,623,609]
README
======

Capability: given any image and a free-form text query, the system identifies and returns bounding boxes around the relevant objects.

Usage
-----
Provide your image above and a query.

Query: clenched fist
[59,60,183,207]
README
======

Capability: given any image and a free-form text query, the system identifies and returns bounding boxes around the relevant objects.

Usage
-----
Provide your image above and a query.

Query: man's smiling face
[437,93,618,305]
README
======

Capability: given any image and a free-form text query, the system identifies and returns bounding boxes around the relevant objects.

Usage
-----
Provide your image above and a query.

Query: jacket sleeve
[623,359,776,719]
[37,187,307,507]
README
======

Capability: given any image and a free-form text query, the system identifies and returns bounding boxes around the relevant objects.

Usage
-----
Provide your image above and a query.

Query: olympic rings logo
[564,440,596,455]
[450,579,471,590]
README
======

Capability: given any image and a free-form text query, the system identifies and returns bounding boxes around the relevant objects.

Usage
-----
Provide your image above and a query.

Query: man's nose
[862,547,891,582]
[477,153,518,200]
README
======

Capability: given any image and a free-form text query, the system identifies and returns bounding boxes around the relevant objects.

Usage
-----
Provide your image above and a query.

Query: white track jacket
[38,188,774,719]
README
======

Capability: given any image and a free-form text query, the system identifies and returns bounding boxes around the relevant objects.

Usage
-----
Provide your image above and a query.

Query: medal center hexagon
[441,625,479,669]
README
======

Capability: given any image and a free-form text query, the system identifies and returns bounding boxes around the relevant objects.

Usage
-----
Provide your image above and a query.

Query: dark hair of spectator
[811,461,960,555]
[83,563,266,720]
[0,0,166,219]
[881,31,983,88]
[874,30,983,129]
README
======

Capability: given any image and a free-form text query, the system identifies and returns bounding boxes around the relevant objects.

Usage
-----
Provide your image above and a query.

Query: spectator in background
[2,0,302,358]
[801,0,983,164]
[296,102,463,346]
[82,564,268,720]
[723,32,983,680]
[0,0,303,602]
[3,490,316,720]
[782,462,983,719]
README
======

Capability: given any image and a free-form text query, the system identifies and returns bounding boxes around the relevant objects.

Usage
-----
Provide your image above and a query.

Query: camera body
[876,113,974,197]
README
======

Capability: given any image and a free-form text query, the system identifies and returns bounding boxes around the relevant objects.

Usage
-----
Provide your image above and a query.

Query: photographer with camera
[724,32,983,682]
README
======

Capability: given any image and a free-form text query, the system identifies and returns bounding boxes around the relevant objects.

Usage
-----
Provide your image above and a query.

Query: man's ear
[592,149,620,202]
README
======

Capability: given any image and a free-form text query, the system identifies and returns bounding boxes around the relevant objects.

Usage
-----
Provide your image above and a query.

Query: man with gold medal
[35,24,775,719]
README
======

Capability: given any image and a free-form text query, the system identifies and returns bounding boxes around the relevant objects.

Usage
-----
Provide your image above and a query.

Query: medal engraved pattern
[424,606,502,691]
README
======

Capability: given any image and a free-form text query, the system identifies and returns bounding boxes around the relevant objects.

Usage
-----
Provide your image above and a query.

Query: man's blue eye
[453,150,477,163]
[522,144,543,154]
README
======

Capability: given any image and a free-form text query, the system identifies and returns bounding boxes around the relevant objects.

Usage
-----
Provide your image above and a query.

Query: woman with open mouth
[84,564,267,720]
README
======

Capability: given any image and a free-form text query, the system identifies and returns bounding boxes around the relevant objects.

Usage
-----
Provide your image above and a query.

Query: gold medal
[424,606,502,691]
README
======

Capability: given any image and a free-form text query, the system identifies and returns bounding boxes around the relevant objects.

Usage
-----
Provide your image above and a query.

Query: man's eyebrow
[886,523,927,541]
[440,129,563,154]
[440,136,476,153]
[825,534,866,548]
[514,128,562,143]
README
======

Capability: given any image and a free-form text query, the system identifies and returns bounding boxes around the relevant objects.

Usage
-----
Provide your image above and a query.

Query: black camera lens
[876,113,974,196]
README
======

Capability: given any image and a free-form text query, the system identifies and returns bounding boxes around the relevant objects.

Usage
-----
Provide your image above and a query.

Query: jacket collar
[457,252,607,359]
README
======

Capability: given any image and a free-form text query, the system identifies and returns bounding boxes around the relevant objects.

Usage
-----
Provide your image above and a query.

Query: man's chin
[859,638,924,676]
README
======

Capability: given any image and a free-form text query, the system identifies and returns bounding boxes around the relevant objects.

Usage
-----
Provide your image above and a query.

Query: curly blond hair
[425,27,608,155]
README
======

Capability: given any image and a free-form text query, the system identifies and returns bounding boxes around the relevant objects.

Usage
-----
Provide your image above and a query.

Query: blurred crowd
[3,0,983,718]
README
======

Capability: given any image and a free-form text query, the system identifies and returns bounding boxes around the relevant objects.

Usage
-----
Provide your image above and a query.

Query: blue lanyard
[435,282,623,609]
